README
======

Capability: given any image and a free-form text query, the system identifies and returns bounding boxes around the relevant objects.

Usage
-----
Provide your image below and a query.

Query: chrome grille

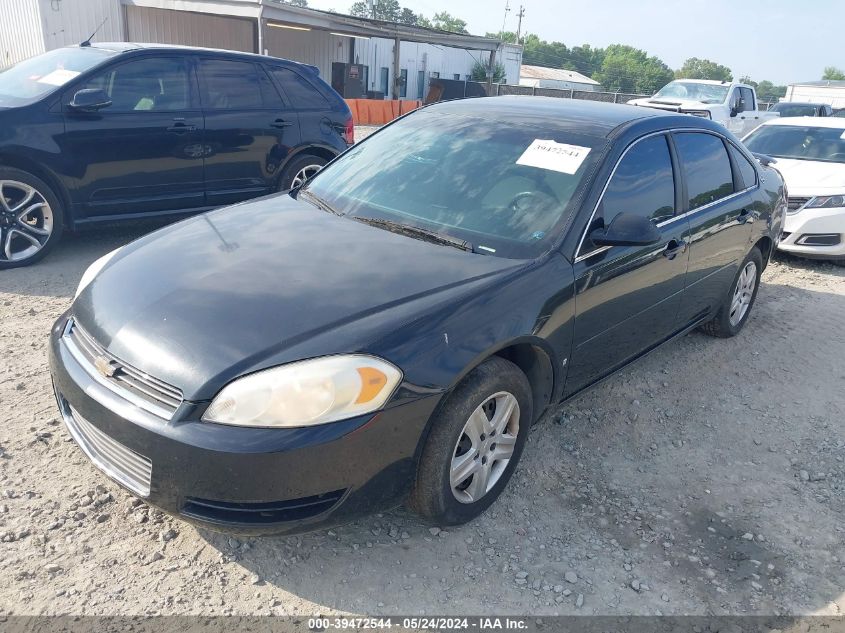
[64,320,182,419]
[63,403,152,497]
[787,196,811,213]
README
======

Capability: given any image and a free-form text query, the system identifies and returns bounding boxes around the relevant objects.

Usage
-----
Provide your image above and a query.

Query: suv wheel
[408,356,532,526]
[0,167,64,269]
[278,154,328,191]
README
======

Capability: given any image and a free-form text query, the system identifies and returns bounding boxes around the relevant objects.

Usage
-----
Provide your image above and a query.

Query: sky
[303,0,843,85]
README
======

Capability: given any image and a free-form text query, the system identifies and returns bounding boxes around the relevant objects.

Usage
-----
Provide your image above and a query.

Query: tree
[430,11,468,34]
[470,60,506,83]
[754,80,787,102]
[823,66,845,80]
[349,0,400,21]
[675,57,732,82]
[739,75,757,88]
[593,45,674,94]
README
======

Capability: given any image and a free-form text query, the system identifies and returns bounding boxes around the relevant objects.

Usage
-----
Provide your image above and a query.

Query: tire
[408,356,533,526]
[700,246,763,338]
[0,167,64,269]
[277,154,328,191]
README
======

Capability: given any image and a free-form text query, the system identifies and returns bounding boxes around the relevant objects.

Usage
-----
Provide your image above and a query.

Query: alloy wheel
[0,180,53,263]
[729,261,757,327]
[450,391,520,504]
[291,164,322,189]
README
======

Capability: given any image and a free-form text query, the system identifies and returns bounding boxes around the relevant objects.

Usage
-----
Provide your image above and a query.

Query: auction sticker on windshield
[36,69,81,86]
[516,139,591,174]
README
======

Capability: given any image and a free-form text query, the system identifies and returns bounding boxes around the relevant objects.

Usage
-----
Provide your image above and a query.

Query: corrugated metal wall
[0,0,45,68]
[126,5,255,53]
[39,0,124,51]
[263,26,350,79]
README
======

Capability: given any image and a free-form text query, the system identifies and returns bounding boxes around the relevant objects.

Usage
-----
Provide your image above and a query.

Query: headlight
[74,248,121,299]
[202,355,403,428]
[684,110,712,119]
[805,195,845,209]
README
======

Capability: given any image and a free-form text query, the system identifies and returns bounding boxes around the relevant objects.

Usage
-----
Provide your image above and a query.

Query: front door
[672,132,756,324]
[198,58,301,207]
[565,133,690,395]
[60,56,205,219]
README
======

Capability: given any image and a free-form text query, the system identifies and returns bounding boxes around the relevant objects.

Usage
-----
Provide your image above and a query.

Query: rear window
[673,133,734,210]
[199,59,266,110]
[0,47,115,107]
[303,109,606,259]
[268,66,329,109]
[771,103,818,117]
[744,124,845,164]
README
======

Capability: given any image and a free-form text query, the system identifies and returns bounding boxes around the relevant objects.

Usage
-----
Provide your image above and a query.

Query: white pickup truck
[628,80,778,137]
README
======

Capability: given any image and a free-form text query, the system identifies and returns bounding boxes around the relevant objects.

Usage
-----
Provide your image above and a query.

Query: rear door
[60,55,205,218]
[565,133,690,395]
[198,57,301,207]
[672,132,755,325]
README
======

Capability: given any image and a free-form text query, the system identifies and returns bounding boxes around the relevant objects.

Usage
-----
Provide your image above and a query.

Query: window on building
[417,70,425,100]
[400,69,407,98]
[379,67,389,96]
[430,71,440,79]
[453,73,460,80]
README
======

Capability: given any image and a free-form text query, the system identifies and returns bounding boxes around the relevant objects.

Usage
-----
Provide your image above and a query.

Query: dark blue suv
[0,43,353,268]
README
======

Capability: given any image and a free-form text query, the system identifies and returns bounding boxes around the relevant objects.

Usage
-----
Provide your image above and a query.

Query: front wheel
[700,246,763,338]
[408,356,532,526]
[0,167,64,269]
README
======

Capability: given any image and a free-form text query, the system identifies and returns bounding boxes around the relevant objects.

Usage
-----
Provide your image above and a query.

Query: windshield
[654,81,729,104]
[771,103,818,117]
[302,110,606,259]
[744,124,845,164]
[0,47,115,107]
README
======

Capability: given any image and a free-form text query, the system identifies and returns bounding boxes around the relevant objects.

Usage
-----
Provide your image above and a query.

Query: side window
[739,87,755,112]
[268,67,329,109]
[674,133,735,210]
[581,135,675,255]
[199,59,265,110]
[729,144,758,189]
[79,57,192,112]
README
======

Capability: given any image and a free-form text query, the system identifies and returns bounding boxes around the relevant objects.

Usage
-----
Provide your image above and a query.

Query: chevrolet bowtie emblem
[94,355,118,378]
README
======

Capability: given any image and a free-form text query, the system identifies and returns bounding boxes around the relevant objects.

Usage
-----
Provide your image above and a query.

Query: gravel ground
[0,219,843,617]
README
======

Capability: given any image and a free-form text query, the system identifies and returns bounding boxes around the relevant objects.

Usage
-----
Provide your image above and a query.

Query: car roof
[759,116,845,130]
[671,79,733,86]
[425,96,676,138]
[80,42,317,71]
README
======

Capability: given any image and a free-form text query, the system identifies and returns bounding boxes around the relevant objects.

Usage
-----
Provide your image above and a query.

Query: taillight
[343,116,354,145]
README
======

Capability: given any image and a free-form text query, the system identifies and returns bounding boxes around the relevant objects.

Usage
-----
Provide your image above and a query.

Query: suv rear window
[268,67,329,108]
[199,59,266,110]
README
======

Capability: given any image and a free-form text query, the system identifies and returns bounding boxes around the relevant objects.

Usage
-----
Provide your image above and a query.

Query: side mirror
[729,105,739,117]
[69,88,112,112]
[590,212,662,247]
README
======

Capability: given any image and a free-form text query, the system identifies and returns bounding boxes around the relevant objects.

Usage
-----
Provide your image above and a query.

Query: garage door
[126,6,255,53]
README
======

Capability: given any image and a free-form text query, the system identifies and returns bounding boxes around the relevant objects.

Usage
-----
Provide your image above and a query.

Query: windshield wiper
[298,189,340,215]
[353,217,474,252]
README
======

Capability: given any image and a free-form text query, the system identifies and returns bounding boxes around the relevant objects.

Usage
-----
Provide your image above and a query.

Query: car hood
[770,158,845,195]
[73,195,524,400]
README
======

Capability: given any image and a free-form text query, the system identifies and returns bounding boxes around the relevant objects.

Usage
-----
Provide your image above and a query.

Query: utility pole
[516,5,525,44]
[500,1,510,38]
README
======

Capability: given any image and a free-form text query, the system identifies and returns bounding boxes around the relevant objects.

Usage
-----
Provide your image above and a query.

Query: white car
[743,117,845,265]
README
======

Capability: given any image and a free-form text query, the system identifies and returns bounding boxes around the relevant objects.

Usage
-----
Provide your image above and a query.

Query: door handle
[663,239,687,260]
[271,118,294,128]
[737,208,754,224]
[166,121,196,133]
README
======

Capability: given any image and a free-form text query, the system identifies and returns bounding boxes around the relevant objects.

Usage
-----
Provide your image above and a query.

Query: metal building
[1,0,521,100]
[518,64,601,92]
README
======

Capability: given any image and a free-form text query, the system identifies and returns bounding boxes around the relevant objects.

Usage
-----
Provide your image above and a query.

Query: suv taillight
[343,116,354,145]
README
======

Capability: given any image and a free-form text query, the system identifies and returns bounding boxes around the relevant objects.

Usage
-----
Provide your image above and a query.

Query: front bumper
[48,314,439,535]
[778,206,845,260]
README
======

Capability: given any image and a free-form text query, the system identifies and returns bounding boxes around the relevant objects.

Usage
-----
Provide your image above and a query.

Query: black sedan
[49,97,786,534]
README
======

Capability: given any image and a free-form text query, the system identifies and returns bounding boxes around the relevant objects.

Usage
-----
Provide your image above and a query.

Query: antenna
[80,17,108,47]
